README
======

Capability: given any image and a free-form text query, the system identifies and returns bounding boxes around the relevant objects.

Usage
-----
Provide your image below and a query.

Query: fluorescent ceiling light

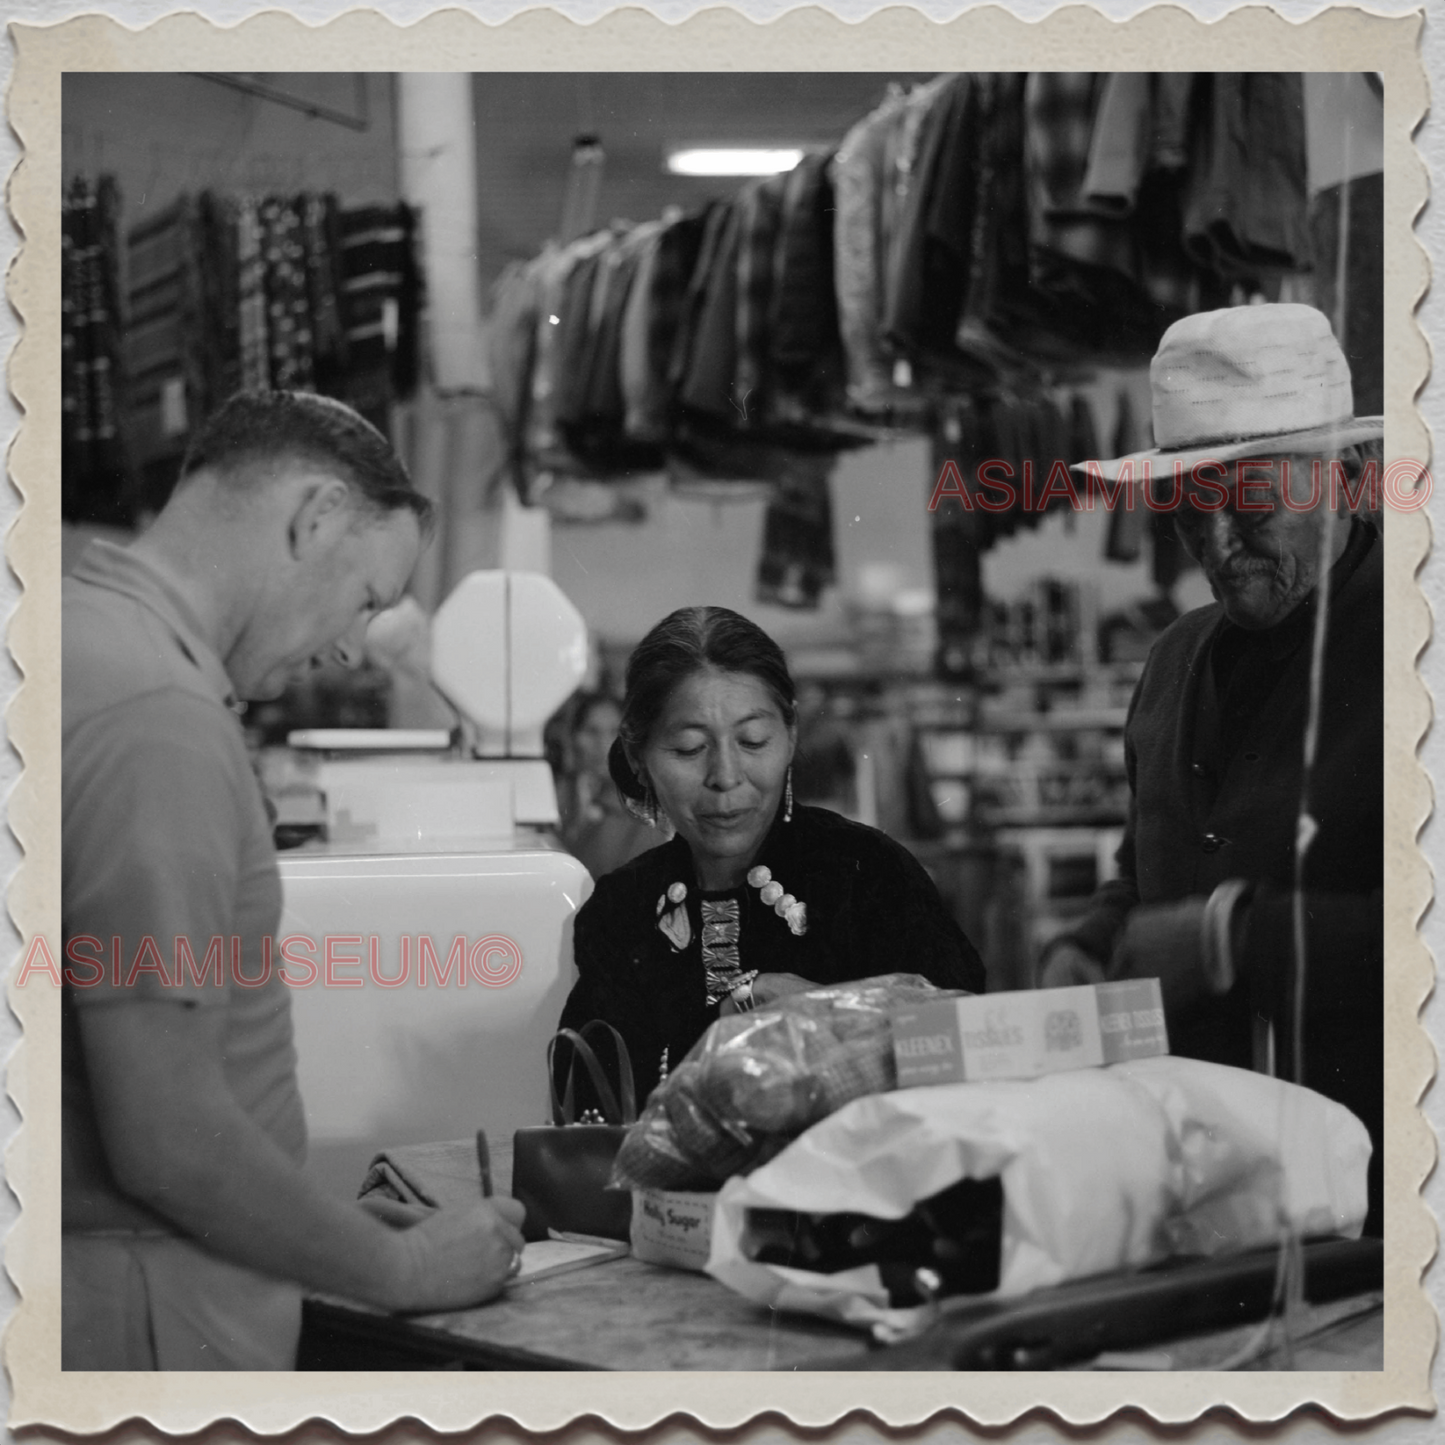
[666,147,804,177]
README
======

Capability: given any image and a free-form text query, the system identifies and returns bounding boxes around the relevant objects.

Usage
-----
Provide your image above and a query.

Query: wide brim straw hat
[1074,304,1383,481]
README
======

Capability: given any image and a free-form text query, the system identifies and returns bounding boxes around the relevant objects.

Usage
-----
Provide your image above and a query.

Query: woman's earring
[784,766,794,824]
[623,782,662,828]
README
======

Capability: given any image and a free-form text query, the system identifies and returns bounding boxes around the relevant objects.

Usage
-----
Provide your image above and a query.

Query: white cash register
[277,572,592,1198]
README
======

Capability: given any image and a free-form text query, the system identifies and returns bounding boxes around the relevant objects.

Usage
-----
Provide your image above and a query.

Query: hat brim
[1071,416,1384,481]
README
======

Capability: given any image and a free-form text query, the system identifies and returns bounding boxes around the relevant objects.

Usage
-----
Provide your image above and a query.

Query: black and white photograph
[6,3,1434,1431]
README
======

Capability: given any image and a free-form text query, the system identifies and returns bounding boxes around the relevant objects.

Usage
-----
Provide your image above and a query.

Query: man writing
[63,391,526,1369]
[1044,305,1384,1233]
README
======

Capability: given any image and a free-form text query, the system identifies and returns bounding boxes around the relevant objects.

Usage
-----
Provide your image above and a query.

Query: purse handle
[547,1021,637,1126]
[572,1020,635,1121]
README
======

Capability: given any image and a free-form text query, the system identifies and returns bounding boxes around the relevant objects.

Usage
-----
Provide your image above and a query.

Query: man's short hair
[178,390,434,531]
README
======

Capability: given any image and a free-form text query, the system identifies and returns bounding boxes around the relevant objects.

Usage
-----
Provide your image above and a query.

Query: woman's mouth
[698,808,749,828]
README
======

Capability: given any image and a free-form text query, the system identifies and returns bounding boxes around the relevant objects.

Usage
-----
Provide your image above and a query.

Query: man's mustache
[1208,555,1289,589]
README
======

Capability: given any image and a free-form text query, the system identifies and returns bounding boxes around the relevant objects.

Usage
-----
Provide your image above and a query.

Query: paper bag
[707,1056,1370,1337]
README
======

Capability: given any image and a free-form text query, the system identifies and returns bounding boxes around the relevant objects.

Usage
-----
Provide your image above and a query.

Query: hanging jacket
[1150,72,1197,169]
[572,223,666,475]
[301,193,347,396]
[235,197,269,394]
[1309,169,1384,417]
[930,396,988,676]
[552,240,608,435]
[1025,72,1135,281]
[1078,71,1153,216]
[831,86,910,405]
[488,256,542,500]
[1182,73,1311,278]
[262,196,315,392]
[64,175,134,526]
[955,73,1055,370]
[733,171,789,429]
[1023,73,1184,356]
[1102,384,1149,562]
[883,74,975,365]
[619,206,714,446]
[755,450,837,609]
[883,73,956,284]
[525,231,613,478]
[336,201,421,420]
[668,202,736,413]
[768,152,845,422]
[618,224,664,442]
[678,203,743,424]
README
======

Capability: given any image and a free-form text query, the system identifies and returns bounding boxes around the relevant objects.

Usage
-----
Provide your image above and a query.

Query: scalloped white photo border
[4,5,1432,1432]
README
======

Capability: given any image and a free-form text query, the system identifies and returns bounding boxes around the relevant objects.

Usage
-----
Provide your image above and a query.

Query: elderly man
[62,392,526,1369]
[1044,304,1384,1233]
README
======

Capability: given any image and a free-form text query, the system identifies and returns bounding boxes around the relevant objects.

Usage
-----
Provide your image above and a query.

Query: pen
[475,1129,493,1199]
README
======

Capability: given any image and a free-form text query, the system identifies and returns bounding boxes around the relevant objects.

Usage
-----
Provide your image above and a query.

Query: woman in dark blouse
[558,606,984,1102]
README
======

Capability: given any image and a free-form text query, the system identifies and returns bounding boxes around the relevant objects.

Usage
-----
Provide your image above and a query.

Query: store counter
[297,1141,1383,1372]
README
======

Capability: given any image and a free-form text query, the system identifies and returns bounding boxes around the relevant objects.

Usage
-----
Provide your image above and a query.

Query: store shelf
[973,808,1131,829]
[975,707,1129,732]
[980,660,1145,685]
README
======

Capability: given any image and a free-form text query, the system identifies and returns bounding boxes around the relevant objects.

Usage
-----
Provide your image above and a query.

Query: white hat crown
[1150,304,1357,452]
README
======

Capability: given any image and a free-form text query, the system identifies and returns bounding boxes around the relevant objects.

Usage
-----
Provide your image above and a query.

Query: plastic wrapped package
[612,973,961,1191]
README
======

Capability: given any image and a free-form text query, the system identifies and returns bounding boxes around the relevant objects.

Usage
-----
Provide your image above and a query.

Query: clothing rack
[61,182,425,527]
[489,72,1315,509]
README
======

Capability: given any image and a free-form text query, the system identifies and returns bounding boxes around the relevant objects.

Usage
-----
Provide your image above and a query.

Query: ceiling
[470,73,935,293]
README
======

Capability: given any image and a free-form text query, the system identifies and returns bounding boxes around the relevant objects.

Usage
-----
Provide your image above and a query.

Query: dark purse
[511,1021,638,1243]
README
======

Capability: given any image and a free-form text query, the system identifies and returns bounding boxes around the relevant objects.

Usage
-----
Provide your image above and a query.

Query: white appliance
[277,572,593,1198]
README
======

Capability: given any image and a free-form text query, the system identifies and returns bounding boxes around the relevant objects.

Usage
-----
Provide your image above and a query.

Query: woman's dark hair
[607,607,797,803]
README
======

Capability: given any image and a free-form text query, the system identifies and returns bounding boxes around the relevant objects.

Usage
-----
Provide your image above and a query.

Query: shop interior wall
[551,438,937,657]
[61,73,400,229]
[549,435,1185,657]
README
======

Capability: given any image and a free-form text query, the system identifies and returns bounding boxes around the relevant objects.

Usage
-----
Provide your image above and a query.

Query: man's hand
[387,1196,528,1313]
[78,998,528,1313]
[1038,943,1106,990]
[1108,897,1210,1017]
[359,1195,434,1230]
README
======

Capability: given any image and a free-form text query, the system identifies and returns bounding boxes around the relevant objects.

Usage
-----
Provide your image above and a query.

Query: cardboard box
[892,978,1168,1087]
[630,1189,717,1272]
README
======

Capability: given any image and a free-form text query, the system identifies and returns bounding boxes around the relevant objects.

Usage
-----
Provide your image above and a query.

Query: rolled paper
[747,866,771,887]
[760,881,784,905]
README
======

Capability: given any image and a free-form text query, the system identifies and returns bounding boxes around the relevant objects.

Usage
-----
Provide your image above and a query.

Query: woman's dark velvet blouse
[558,804,985,1103]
